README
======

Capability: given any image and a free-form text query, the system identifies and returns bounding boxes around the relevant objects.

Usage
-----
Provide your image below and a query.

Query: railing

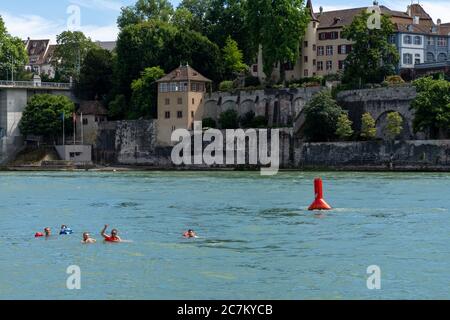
[0,80,72,90]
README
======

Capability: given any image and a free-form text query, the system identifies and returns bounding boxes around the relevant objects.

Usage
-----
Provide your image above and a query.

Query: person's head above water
[101,225,121,242]
[44,227,51,236]
[83,232,90,241]
[184,230,197,238]
[61,225,67,230]
[111,229,119,237]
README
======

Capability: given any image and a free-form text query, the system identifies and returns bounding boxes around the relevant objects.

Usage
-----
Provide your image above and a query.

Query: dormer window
[413,16,420,24]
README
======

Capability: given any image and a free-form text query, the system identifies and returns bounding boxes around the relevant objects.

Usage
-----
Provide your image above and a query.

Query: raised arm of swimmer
[101,224,109,238]
[101,224,122,242]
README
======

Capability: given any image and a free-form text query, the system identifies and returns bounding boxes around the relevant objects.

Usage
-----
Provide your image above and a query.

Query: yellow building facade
[156,65,211,146]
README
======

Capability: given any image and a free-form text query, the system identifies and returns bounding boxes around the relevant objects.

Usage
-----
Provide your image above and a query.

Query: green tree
[202,117,217,128]
[130,66,165,119]
[342,10,399,86]
[172,7,195,30]
[108,94,128,119]
[411,76,450,139]
[52,31,98,81]
[222,36,247,79]
[239,110,255,128]
[360,112,377,140]
[246,0,309,82]
[118,0,174,28]
[178,0,210,33]
[335,113,354,140]
[219,109,239,129]
[385,112,403,141]
[19,94,75,139]
[77,48,114,100]
[0,16,28,80]
[303,90,343,142]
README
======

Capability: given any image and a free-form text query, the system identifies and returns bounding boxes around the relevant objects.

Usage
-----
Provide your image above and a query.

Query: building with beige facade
[251,1,448,82]
[156,65,212,146]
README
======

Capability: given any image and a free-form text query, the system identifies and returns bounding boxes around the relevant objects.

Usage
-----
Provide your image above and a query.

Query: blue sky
[1,0,449,42]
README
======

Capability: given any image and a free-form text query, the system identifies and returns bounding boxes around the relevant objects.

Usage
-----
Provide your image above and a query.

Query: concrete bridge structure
[0,80,74,164]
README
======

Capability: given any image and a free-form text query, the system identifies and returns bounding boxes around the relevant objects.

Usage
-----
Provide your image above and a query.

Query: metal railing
[0,80,72,90]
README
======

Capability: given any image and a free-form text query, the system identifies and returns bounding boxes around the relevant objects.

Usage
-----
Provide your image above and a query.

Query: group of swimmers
[35,225,198,243]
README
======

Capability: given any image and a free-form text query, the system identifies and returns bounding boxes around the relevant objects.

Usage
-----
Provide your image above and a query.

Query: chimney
[437,19,442,26]
[319,6,323,15]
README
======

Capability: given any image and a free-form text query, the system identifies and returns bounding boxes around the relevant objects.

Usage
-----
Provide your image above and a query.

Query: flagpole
[62,112,65,146]
[81,112,84,145]
[73,113,76,145]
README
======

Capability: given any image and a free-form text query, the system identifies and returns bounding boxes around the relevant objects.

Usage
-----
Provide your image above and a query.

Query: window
[159,83,168,92]
[304,41,308,48]
[426,52,435,62]
[427,37,435,46]
[165,98,170,105]
[304,56,308,63]
[165,111,170,119]
[83,118,88,125]
[339,60,345,70]
[326,61,332,71]
[170,82,179,92]
[177,111,183,118]
[313,44,316,51]
[326,45,333,56]
[313,59,316,66]
[317,46,324,56]
[312,22,316,28]
[317,61,323,71]
[414,36,422,45]
[438,53,447,62]
[252,64,258,73]
[403,53,412,65]
[191,83,198,91]
[414,54,421,65]
[191,111,194,118]
[319,32,339,40]
[404,35,412,45]
[177,97,182,105]
[388,35,396,44]
[192,98,195,105]
[304,69,308,77]
[437,37,447,47]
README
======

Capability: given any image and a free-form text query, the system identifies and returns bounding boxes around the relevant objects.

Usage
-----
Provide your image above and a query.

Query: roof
[78,100,108,116]
[306,0,319,22]
[407,4,433,21]
[156,65,212,83]
[95,41,117,52]
[25,39,50,65]
[42,45,57,64]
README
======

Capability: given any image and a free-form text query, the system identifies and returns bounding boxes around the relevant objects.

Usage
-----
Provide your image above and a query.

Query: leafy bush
[219,81,234,92]
[360,112,377,140]
[335,113,354,140]
[219,109,239,129]
[244,76,261,87]
[202,117,217,129]
[239,111,255,128]
[252,115,268,128]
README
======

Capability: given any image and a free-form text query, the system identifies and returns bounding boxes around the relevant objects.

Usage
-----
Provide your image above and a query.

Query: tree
[0,16,28,80]
[411,76,450,139]
[171,7,196,30]
[130,66,165,119]
[19,94,75,139]
[202,117,217,128]
[239,110,255,128]
[222,36,247,79]
[335,113,354,140]
[108,94,128,119]
[219,109,239,129]
[52,31,98,81]
[118,0,174,29]
[178,0,210,33]
[385,112,403,141]
[77,48,114,100]
[303,90,343,142]
[341,9,399,86]
[246,0,309,82]
[360,112,377,140]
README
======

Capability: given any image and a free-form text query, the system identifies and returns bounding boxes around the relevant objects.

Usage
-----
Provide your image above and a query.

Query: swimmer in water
[183,229,197,238]
[82,232,96,244]
[60,225,73,235]
[101,225,122,242]
[44,227,51,237]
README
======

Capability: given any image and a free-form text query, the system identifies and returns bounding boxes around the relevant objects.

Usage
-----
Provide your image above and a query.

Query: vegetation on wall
[360,112,377,140]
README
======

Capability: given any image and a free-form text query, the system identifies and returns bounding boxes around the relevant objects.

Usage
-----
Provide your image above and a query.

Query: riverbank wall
[93,120,450,171]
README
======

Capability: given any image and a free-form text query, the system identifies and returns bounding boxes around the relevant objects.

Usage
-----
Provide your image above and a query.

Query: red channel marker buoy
[308,178,332,211]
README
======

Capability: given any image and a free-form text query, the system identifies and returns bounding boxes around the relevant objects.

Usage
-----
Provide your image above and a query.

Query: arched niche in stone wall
[240,99,256,116]
[220,100,238,114]
[375,111,412,141]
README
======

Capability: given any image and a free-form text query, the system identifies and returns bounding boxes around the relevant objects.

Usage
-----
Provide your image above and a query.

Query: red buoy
[308,178,332,211]
[35,232,44,238]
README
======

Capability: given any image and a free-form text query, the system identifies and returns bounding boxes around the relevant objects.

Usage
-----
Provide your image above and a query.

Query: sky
[1,0,449,43]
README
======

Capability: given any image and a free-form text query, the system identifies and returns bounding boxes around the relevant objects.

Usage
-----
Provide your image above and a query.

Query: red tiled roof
[156,65,211,83]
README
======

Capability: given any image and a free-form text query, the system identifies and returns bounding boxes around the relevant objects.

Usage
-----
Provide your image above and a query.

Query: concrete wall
[336,86,418,140]
[55,145,92,163]
[94,120,172,166]
[204,87,321,128]
[294,140,450,170]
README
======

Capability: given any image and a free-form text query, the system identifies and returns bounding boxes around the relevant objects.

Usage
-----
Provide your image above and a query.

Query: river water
[0,171,449,299]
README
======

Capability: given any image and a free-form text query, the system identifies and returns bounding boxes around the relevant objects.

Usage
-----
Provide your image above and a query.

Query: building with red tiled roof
[24,39,57,78]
